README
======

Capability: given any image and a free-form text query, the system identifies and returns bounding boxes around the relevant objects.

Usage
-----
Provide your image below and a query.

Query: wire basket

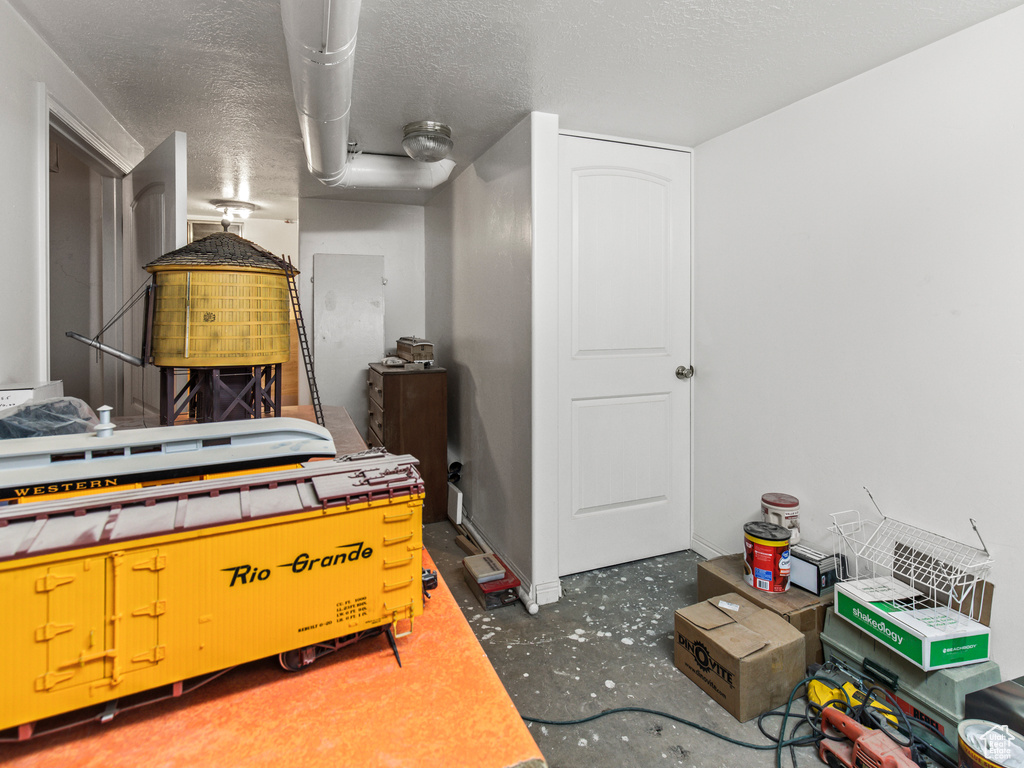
[830,508,992,628]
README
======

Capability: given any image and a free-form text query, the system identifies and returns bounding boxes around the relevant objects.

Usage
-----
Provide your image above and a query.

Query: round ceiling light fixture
[211,199,257,221]
[401,121,453,163]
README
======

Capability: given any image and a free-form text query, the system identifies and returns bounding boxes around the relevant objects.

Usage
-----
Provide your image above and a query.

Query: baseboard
[690,533,728,561]
[533,579,562,606]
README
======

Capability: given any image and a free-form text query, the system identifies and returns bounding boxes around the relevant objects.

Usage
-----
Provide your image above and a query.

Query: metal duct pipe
[281,0,360,185]
[280,0,456,190]
[329,155,456,189]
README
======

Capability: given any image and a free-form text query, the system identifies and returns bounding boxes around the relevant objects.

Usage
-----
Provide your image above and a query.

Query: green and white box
[834,578,989,671]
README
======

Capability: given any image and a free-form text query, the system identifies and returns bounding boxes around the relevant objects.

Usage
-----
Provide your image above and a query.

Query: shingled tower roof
[144,232,297,274]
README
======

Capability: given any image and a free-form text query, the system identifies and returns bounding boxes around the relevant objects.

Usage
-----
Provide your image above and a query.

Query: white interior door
[557,135,692,576]
[313,254,385,436]
[121,131,187,419]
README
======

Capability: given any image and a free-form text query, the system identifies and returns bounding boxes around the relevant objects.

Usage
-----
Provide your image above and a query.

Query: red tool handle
[822,707,867,740]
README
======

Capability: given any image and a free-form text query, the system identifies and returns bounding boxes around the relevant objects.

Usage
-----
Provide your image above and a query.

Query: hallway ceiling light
[211,199,257,221]
[401,121,453,163]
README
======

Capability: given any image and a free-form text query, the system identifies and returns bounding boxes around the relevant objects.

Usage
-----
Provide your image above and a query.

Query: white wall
[0,0,142,385]
[693,7,1024,677]
[238,218,300,261]
[425,114,537,592]
[297,198,425,417]
[187,217,300,262]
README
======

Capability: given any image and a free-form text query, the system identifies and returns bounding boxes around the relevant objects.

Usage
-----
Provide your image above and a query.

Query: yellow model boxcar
[0,452,424,740]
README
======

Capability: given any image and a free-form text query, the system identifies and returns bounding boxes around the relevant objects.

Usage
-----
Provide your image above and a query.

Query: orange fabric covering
[1,552,544,768]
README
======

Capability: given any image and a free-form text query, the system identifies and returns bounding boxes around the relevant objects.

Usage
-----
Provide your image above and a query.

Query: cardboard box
[463,553,505,583]
[697,554,831,667]
[674,592,805,722]
[0,381,63,410]
[833,579,990,671]
[789,543,841,596]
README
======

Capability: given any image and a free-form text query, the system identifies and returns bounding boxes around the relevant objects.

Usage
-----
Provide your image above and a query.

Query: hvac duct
[280,0,455,190]
[337,155,455,190]
[280,0,359,186]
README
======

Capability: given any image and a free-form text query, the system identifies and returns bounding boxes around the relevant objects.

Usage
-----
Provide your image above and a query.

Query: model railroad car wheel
[278,645,318,672]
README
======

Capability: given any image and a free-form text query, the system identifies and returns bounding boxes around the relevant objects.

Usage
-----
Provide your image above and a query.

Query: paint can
[743,521,791,593]
[761,492,800,545]
[958,719,1024,768]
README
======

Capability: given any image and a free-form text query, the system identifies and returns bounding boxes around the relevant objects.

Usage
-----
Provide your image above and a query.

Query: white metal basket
[829,507,992,628]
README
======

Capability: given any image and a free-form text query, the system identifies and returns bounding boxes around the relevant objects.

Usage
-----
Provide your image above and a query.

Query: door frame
[49,106,129,409]
[37,90,137,402]
[120,131,188,420]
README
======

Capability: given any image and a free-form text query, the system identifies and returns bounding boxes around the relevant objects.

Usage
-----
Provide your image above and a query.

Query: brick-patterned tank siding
[144,233,296,368]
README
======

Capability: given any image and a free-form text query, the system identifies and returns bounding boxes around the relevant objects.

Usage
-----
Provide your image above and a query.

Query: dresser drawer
[368,398,385,441]
[367,366,385,408]
[366,362,447,523]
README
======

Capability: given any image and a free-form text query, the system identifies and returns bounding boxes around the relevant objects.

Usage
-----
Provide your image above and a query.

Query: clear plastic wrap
[0,397,98,439]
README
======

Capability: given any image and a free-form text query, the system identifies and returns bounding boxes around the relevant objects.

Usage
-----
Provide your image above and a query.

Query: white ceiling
[11,0,1023,220]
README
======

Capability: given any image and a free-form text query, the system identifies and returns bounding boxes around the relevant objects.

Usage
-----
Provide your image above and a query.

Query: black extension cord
[521,675,958,768]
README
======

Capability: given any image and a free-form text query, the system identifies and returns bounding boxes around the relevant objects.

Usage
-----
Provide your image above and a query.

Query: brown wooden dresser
[366,363,448,523]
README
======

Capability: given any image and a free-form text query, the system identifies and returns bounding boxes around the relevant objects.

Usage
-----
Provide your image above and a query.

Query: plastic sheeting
[0,397,98,439]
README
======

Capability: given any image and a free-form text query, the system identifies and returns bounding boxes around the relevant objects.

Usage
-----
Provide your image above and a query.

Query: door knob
[675,365,694,380]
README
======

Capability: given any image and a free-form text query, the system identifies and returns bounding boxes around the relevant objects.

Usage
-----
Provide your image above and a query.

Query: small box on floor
[697,553,831,666]
[463,555,520,610]
[463,553,505,583]
[674,592,805,722]
[789,543,841,596]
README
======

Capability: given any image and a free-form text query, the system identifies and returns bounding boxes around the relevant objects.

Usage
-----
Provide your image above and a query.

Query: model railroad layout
[0,445,426,741]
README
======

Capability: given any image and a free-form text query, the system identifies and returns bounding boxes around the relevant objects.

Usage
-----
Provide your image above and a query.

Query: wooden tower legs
[159,365,282,425]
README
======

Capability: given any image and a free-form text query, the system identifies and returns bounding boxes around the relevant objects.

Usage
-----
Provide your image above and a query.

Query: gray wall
[425,115,536,589]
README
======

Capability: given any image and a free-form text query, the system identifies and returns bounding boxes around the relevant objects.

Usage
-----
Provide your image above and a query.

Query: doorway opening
[48,115,124,413]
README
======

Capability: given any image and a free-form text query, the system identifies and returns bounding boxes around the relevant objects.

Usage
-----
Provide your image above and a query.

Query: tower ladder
[285,256,324,428]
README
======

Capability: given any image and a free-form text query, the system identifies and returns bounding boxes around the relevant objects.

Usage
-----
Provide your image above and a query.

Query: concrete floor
[423,522,815,768]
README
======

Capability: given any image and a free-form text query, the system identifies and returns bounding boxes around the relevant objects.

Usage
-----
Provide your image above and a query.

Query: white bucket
[761,493,800,545]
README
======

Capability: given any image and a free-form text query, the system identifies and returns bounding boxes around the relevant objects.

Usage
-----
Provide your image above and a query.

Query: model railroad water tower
[143,232,296,425]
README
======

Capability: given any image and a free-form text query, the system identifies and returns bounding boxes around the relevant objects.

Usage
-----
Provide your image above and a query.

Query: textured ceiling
[10,0,1024,220]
